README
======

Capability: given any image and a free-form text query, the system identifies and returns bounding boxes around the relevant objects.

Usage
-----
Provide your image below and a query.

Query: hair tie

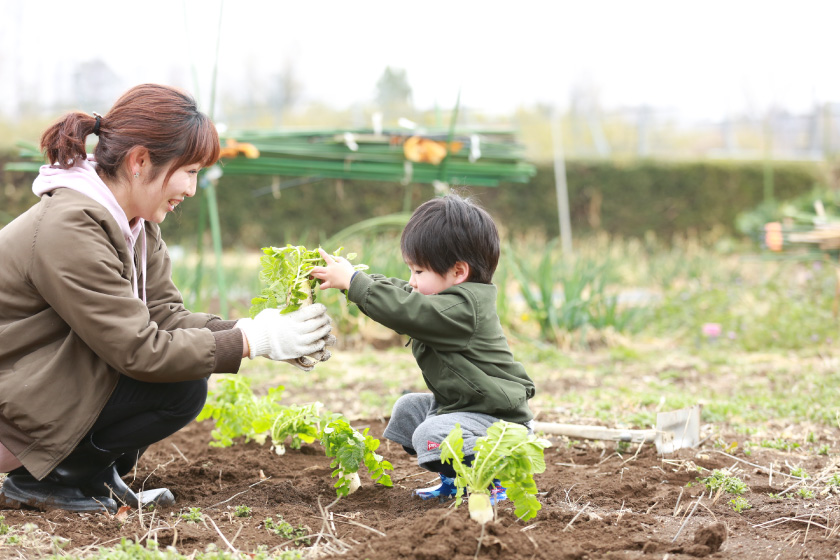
[92,112,102,136]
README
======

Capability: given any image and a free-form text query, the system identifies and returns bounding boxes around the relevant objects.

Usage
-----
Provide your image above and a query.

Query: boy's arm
[347,272,474,350]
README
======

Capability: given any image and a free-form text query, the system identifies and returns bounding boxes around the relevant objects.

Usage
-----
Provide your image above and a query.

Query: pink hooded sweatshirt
[1,157,148,473]
[32,157,148,301]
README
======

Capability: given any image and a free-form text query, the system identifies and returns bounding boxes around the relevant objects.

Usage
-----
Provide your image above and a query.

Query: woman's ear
[452,261,471,285]
[126,147,150,178]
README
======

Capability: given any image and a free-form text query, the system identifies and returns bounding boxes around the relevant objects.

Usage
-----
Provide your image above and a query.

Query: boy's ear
[452,261,471,285]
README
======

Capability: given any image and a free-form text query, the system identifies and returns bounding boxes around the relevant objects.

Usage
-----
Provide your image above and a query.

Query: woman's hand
[235,304,332,360]
[310,248,356,291]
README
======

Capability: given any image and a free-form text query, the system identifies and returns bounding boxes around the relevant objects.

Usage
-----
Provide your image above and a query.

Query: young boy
[311,194,535,502]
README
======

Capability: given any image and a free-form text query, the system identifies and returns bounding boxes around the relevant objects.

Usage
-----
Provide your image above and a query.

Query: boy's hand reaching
[311,248,356,291]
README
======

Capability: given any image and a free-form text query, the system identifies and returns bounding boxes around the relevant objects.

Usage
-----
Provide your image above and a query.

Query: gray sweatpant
[382,393,501,469]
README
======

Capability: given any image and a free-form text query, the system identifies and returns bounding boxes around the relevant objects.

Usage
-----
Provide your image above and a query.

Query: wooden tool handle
[532,422,656,443]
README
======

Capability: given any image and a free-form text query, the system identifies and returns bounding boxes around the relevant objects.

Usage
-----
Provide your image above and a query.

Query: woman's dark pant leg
[86,375,208,453]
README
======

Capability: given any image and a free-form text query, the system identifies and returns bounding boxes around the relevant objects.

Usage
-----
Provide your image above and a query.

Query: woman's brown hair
[40,83,220,186]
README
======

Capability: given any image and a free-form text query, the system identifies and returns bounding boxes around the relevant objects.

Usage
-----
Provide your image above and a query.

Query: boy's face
[405,260,460,295]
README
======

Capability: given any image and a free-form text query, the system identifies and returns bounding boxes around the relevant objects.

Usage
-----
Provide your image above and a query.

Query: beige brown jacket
[0,189,243,479]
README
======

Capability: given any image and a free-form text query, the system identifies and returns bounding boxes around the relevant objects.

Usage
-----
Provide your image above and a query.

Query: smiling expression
[130,164,201,224]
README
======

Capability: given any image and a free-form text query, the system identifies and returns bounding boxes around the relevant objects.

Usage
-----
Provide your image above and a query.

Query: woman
[0,84,333,513]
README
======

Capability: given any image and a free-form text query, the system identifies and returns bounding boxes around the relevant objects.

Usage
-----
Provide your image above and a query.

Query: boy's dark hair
[400,194,500,284]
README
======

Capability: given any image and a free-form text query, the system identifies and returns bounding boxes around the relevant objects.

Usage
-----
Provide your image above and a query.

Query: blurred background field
[3,0,840,441]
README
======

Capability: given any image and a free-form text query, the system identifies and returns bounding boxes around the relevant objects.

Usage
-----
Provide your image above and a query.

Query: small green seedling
[796,488,815,499]
[264,516,310,546]
[730,496,751,512]
[234,505,252,518]
[698,469,748,496]
[760,438,800,452]
[789,466,809,479]
[180,507,203,523]
[0,516,9,536]
[828,473,840,487]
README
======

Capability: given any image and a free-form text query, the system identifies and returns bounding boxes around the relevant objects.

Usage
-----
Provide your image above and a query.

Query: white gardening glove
[236,304,332,361]
[283,334,338,371]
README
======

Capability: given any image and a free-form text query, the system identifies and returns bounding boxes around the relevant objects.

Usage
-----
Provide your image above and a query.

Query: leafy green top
[196,377,392,497]
[249,245,367,318]
[441,421,551,521]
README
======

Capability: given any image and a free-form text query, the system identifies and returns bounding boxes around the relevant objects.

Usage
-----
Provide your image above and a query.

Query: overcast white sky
[1,0,838,122]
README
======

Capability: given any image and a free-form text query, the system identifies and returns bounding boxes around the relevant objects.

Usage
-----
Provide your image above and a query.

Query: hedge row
[0,153,822,247]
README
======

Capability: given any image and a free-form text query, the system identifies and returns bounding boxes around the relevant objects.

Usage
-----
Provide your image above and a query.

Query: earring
[134,172,140,178]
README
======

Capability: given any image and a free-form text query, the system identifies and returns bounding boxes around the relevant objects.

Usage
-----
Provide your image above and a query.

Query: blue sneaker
[415,473,458,501]
[489,479,507,505]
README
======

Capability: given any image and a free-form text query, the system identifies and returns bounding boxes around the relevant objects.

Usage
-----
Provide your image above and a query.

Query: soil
[1,419,838,559]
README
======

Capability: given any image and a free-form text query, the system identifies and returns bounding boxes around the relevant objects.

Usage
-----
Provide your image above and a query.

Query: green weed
[730,496,752,512]
[698,470,748,496]
[180,507,203,523]
[760,438,800,452]
[263,517,310,546]
[789,467,810,479]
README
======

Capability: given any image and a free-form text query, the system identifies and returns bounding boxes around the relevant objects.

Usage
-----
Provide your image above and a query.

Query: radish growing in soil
[440,421,550,524]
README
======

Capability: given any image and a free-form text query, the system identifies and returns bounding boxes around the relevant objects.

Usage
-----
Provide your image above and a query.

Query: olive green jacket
[347,273,535,423]
[0,189,242,479]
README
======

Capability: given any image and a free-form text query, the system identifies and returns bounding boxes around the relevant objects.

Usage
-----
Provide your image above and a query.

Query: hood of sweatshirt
[32,157,147,302]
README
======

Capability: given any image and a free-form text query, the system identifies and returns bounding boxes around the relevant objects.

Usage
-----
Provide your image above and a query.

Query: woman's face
[133,163,201,224]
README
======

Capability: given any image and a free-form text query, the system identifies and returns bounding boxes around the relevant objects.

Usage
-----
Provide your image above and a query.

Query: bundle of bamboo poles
[217,128,535,187]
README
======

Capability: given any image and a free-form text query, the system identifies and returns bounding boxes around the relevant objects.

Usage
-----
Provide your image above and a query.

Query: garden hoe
[532,405,701,454]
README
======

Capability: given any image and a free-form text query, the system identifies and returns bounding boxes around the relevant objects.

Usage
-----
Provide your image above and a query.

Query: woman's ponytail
[40,112,99,169]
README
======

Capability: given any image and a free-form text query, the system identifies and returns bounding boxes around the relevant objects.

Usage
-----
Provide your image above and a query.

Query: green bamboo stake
[191,192,208,308]
[438,89,461,186]
[763,114,774,204]
[202,0,228,317]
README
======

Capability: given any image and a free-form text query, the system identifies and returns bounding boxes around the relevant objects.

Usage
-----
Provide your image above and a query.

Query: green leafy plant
[264,516,310,546]
[828,473,840,487]
[0,515,9,536]
[505,241,644,344]
[269,403,322,456]
[698,470,748,496]
[196,377,285,447]
[441,421,551,524]
[234,505,252,518]
[198,381,393,497]
[320,415,393,496]
[789,466,810,479]
[797,488,815,499]
[180,507,203,523]
[730,496,752,513]
[249,245,367,317]
[759,438,800,451]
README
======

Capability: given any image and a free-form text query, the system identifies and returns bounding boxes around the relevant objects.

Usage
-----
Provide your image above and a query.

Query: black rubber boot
[0,438,173,513]
[0,473,117,513]
[70,439,174,509]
